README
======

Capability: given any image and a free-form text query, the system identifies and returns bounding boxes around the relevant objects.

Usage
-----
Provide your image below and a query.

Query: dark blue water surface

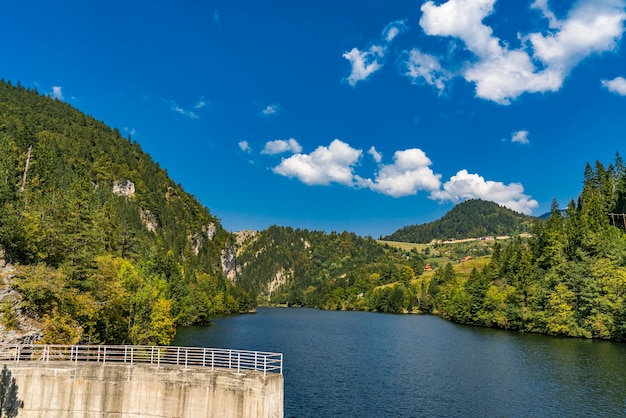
[173,308,626,417]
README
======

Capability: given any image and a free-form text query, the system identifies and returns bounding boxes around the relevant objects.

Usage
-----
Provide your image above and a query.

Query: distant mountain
[235,225,426,311]
[383,199,535,243]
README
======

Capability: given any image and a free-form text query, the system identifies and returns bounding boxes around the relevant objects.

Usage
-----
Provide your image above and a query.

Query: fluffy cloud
[430,169,539,214]
[358,149,442,197]
[344,18,409,86]
[238,140,251,153]
[262,138,302,155]
[414,0,626,104]
[404,49,450,91]
[265,139,538,214]
[511,130,530,144]
[51,86,64,100]
[343,46,385,86]
[273,139,362,186]
[368,146,382,163]
[602,76,626,95]
[262,104,279,115]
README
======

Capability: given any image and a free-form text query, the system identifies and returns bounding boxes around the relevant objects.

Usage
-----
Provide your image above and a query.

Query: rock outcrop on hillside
[0,259,42,345]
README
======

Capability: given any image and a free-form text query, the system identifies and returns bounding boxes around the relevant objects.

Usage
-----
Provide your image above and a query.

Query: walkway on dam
[0,343,283,375]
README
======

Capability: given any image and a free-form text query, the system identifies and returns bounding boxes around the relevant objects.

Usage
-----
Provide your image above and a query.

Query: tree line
[0,79,253,345]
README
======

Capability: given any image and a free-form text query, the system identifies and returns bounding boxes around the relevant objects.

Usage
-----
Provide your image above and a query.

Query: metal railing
[0,344,283,375]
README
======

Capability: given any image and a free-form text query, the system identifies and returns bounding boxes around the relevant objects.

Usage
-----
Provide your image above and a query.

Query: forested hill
[236,226,427,311]
[0,79,253,346]
[384,199,534,243]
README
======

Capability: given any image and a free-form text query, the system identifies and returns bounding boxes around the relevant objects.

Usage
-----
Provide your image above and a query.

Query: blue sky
[2,0,626,237]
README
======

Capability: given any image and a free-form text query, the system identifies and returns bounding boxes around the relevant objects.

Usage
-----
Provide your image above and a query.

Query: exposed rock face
[221,246,237,283]
[112,179,135,198]
[140,209,158,233]
[235,230,258,248]
[267,268,290,295]
[205,223,217,241]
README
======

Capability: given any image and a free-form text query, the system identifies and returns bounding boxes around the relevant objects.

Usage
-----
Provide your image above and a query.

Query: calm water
[173,308,626,417]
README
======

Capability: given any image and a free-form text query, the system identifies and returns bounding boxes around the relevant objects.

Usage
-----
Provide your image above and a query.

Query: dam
[0,344,284,418]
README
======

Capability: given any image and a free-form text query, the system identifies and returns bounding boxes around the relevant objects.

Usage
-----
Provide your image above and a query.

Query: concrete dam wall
[8,361,283,417]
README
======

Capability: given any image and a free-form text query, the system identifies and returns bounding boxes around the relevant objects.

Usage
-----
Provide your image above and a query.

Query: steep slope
[384,199,534,243]
[0,80,253,345]
[236,226,427,312]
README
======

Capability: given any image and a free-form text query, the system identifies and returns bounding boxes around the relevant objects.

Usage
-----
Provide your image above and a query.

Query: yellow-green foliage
[0,299,19,330]
[0,80,254,344]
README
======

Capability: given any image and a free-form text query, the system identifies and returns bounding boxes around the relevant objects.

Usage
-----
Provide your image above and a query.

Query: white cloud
[51,86,64,100]
[416,0,626,104]
[358,149,442,198]
[239,141,251,153]
[404,49,450,91]
[262,104,279,115]
[343,46,385,86]
[530,0,559,29]
[170,102,199,119]
[273,139,362,186]
[262,138,302,155]
[529,1,626,70]
[601,76,626,95]
[383,19,408,42]
[195,97,208,109]
[368,146,382,163]
[430,169,539,214]
[511,130,530,144]
[264,139,538,214]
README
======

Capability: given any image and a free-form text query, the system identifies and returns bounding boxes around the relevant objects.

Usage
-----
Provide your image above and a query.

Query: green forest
[0,80,253,345]
[434,158,626,340]
[2,78,626,344]
[237,156,626,341]
[384,199,534,243]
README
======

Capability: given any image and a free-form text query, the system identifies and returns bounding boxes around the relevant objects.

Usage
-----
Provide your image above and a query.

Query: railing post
[0,344,283,375]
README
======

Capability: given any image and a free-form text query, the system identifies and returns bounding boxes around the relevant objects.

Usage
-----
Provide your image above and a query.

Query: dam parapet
[0,344,284,418]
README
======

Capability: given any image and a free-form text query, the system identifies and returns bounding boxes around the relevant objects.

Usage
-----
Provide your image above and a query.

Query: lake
[173,308,626,417]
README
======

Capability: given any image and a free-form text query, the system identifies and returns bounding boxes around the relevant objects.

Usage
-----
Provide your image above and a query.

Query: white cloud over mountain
[273,139,362,186]
[430,170,538,214]
[264,139,538,214]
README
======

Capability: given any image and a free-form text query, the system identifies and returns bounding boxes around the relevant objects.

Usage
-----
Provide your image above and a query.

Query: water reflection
[174,308,626,417]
